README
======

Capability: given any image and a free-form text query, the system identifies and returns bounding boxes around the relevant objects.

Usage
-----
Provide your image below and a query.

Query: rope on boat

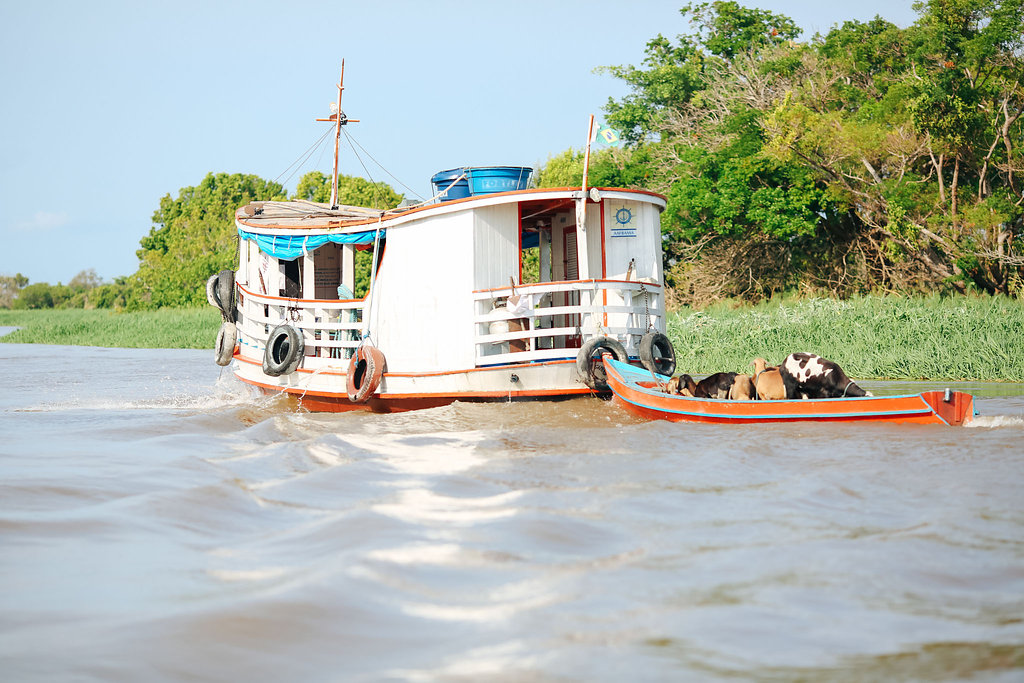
[373,172,468,217]
[360,215,385,348]
[339,128,426,202]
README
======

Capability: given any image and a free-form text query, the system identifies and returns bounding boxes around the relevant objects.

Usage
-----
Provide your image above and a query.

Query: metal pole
[582,114,595,194]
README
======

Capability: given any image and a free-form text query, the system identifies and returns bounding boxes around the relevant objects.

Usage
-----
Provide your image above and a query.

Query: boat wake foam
[966,414,1024,428]
[13,373,262,414]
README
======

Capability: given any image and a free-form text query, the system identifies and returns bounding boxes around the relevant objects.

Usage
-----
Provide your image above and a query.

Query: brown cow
[751,358,787,400]
[729,374,755,400]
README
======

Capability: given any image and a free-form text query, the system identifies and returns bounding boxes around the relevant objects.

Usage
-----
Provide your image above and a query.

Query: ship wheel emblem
[615,207,633,225]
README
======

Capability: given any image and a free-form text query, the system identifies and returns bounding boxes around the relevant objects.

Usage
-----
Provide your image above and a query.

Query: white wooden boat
[209,68,669,412]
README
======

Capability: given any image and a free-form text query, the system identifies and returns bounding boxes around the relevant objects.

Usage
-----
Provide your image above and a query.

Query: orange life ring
[346,345,386,403]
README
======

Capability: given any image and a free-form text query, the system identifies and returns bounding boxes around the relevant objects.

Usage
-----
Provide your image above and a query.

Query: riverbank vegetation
[2,296,1020,381]
[558,0,1024,303]
[667,294,1024,381]
[0,308,220,349]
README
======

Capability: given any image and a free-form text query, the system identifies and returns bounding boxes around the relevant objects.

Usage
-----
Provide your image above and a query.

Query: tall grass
[2,296,1021,380]
[0,307,222,349]
[667,294,1024,381]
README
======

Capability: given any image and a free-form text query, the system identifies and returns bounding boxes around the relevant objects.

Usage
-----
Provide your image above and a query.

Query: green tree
[598,2,800,144]
[12,282,54,309]
[535,147,654,189]
[590,1,1024,301]
[132,173,285,308]
[69,268,103,291]
[0,273,29,308]
[686,0,800,58]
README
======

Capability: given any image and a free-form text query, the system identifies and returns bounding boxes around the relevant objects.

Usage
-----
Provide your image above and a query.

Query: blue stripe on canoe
[615,392,934,421]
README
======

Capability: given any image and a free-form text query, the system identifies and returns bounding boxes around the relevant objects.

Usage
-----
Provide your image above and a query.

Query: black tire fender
[262,324,304,377]
[211,269,235,321]
[639,331,676,377]
[206,274,220,308]
[575,336,628,391]
[214,322,237,367]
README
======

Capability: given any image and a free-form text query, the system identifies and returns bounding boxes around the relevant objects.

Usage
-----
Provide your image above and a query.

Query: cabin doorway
[282,259,301,298]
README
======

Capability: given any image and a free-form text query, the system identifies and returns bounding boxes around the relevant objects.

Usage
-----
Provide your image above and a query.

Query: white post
[302,252,315,299]
[574,115,595,281]
[342,244,356,294]
[582,114,595,195]
[539,229,551,282]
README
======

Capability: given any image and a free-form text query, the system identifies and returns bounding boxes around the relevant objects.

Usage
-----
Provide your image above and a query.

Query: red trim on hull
[248,382,592,413]
[234,349,576,378]
[237,369,594,413]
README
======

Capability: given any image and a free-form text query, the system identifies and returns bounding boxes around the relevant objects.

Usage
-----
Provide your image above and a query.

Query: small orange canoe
[604,357,976,426]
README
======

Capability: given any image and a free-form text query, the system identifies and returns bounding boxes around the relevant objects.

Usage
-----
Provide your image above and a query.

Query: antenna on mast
[315,59,360,209]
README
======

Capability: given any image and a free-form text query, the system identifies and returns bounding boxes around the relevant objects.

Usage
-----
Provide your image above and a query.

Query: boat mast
[316,60,359,209]
[330,61,345,208]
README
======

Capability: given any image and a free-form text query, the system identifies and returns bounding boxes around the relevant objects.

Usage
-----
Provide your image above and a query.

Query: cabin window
[564,230,579,280]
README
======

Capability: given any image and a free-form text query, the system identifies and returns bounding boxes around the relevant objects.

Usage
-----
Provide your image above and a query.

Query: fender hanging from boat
[347,345,386,403]
[263,324,304,377]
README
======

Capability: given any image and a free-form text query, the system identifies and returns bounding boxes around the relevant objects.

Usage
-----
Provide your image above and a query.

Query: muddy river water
[1,343,1022,681]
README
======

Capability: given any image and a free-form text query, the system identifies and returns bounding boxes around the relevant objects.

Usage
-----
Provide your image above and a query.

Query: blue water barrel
[466,166,533,195]
[431,168,471,201]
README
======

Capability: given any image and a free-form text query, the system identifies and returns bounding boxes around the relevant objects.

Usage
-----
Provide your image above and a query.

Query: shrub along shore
[1,295,1021,381]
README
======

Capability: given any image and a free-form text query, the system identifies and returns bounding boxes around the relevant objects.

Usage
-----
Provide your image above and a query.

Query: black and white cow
[780,352,872,399]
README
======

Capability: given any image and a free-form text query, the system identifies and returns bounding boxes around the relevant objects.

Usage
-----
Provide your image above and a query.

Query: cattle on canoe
[751,358,787,400]
[780,352,872,399]
[666,372,748,399]
[729,374,755,401]
[692,372,739,399]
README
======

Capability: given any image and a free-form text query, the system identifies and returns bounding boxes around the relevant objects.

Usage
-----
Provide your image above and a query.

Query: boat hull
[604,358,975,426]
[233,350,595,413]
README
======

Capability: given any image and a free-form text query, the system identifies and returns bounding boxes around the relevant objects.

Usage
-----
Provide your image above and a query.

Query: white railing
[472,279,663,366]
[236,284,365,361]
[235,279,662,369]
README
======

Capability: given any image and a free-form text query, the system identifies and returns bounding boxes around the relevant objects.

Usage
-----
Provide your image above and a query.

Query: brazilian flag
[593,124,621,147]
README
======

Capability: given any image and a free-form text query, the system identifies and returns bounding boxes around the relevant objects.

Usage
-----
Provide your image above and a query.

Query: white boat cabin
[232,185,667,382]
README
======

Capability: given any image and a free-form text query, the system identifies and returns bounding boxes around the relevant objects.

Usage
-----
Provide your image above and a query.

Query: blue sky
[0,1,920,285]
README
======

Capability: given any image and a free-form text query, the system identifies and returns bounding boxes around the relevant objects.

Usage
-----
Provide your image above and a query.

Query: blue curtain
[238,228,382,261]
